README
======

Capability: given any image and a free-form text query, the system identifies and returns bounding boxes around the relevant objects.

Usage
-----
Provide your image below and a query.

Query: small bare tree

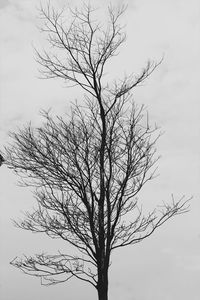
[5,4,189,300]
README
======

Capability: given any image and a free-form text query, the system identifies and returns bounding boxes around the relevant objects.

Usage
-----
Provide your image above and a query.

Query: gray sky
[0,0,200,299]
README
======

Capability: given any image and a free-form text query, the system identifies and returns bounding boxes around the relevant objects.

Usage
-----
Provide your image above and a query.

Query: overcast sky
[0,0,200,299]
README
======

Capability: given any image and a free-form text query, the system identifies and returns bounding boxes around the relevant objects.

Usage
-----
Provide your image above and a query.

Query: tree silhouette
[5,4,189,300]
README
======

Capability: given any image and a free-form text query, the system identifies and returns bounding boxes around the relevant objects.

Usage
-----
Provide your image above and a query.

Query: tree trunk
[97,262,109,300]
[97,287,108,300]
[97,272,108,300]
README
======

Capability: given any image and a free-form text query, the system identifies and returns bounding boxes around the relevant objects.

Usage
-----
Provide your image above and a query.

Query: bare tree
[5,4,189,300]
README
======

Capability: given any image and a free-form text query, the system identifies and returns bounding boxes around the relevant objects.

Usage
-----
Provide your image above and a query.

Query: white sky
[0,0,200,299]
